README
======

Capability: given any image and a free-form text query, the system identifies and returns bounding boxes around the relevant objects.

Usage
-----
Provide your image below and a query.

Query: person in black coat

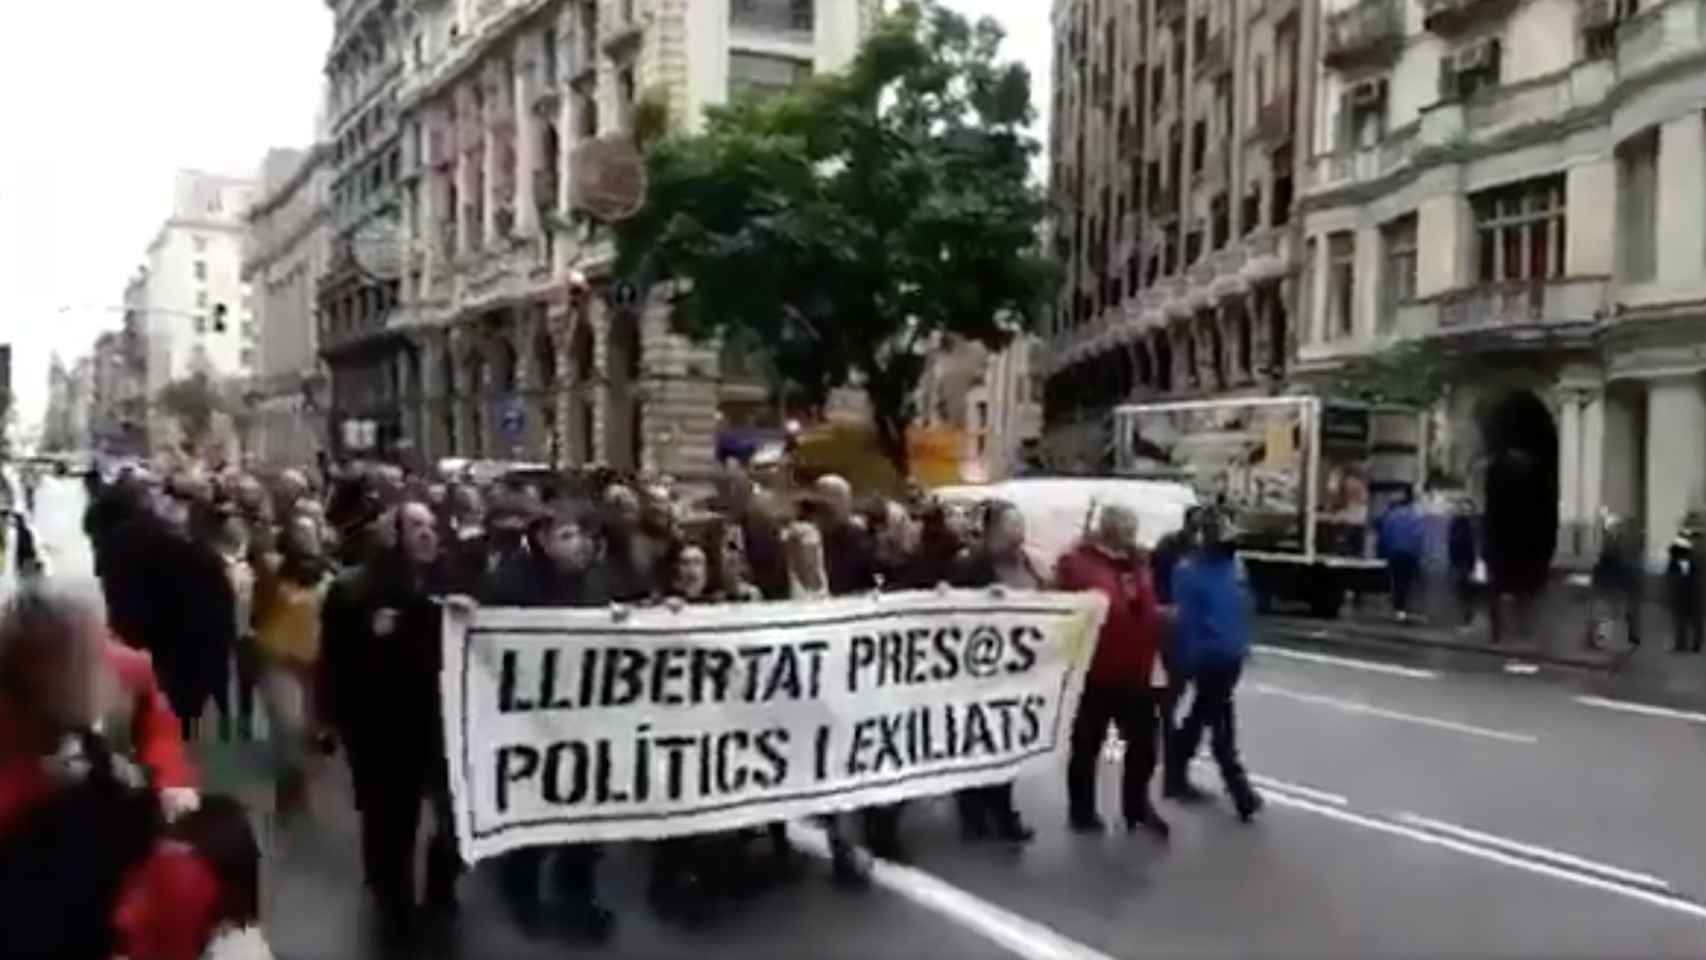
[1447,499,1479,629]
[104,482,236,738]
[949,500,1040,844]
[477,505,615,942]
[1666,524,1702,653]
[320,500,460,945]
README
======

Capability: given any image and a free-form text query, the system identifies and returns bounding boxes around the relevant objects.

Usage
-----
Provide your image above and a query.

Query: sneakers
[1232,788,1266,823]
[1126,806,1172,841]
[1067,812,1107,834]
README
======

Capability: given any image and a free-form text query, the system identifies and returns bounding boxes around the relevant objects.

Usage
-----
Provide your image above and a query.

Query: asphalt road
[37,476,1706,958]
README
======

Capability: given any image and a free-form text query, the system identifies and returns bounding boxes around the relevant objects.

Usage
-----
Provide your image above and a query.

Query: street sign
[500,397,525,438]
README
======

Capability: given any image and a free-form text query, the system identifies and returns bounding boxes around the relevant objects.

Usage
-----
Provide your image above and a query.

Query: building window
[731,0,814,33]
[1616,128,1658,283]
[1211,193,1229,249]
[1328,231,1356,340]
[194,261,207,281]
[1440,38,1501,102]
[728,51,812,100]
[240,348,255,368]
[1473,174,1566,283]
[975,401,989,429]
[193,236,208,253]
[196,290,208,308]
[194,314,208,335]
[1190,119,1206,175]
[1380,214,1418,333]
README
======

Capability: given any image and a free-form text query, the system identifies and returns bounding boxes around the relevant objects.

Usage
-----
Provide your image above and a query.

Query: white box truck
[1112,397,1426,617]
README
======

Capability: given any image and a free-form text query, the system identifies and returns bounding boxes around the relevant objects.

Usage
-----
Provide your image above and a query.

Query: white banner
[440,589,1107,863]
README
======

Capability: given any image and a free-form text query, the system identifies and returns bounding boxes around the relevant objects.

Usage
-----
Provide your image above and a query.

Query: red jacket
[0,640,216,960]
[1055,541,1163,687]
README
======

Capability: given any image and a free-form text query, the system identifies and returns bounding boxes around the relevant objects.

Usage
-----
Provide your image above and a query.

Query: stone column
[482,66,500,247]
[1644,374,1706,570]
[1581,389,1605,536]
[1557,390,1583,556]
[416,334,443,460]
[515,46,540,239]
[455,86,474,255]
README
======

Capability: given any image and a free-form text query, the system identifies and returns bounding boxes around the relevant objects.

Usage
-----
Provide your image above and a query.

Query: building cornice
[394,0,559,111]
[247,145,331,222]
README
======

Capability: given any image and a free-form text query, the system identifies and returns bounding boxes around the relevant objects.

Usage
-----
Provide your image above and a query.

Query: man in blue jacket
[1376,488,1426,622]
[1166,507,1262,821]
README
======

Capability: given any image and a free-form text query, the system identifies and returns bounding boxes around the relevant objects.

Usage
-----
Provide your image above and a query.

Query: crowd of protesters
[0,455,1262,956]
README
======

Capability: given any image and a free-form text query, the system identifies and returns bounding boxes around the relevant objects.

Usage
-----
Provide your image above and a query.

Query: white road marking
[1260,791,1706,921]
[1574,695,1706,725]
[1246,771,1348,807]
[1254,644,1440,679]
[786,823,1119,960]
[1247,682,1539,744]
[1396,813,1671,892]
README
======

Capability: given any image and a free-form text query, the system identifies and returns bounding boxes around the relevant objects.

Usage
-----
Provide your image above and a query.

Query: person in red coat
[0,581,222,960]
[1054,504,1171,839]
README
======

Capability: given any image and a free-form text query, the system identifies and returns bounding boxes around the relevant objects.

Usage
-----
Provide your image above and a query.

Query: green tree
[157,371,221,454]
[1318,339,1464,408]
[615,0,1056,474]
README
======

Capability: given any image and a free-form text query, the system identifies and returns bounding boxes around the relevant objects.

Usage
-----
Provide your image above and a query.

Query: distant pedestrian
[1447,499,1479,630]
[1666,522,1702,653]
[1589,510,1641,650]
[1166,507,1262,821]
[1376,488,1425,622]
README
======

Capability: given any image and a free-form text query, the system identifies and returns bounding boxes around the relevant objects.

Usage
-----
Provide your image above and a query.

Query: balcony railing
[1309,123,1418,191]
[1251,92,1294,148]
[1434,277,1608,330]
[1617,0,1706,80]
[1422,0,1521,35]
[1324,0,1406,70]
[1196,31,1229,76]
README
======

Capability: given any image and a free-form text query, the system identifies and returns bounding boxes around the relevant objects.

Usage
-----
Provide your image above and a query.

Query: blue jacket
[1377,504,1425,559]
[1171,551,1253,673]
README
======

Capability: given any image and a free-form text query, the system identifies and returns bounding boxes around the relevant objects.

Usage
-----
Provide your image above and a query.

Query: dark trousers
[348,747,460,913]
[1390,553,1420,614]
[1452,571,1476,626]
[954,783,1020,833]
[1168,662,1251,797]
[498,844,600,920]
[1067,682,1157,823]
[1671,592,1703,652]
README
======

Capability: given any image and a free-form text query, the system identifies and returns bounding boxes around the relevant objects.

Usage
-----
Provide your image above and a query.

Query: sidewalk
[1260,575,1706,707]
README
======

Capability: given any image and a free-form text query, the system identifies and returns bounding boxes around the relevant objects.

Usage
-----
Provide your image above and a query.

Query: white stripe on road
[1247,683,1538,744]
[1395,812,1671,892]
[1260,791,1706,921]
[1573,695,1706,725]
[786,824,1119,960]
[1247,771,1347,807]
[1254,644,1440,679]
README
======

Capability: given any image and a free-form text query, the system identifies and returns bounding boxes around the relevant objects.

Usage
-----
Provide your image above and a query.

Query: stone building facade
[1041,0,1316,470]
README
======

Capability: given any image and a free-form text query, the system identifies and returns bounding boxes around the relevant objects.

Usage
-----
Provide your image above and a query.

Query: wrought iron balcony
[1324,0,1406,70]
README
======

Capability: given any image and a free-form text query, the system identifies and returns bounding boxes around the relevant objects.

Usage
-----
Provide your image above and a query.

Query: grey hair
[0,579,108,685]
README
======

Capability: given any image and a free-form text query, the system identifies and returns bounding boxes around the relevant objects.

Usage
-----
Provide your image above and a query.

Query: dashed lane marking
[1573,695,1706,725]
[1246,682,1539,744]
[786,823,1120,960]
[1395,812,1671,893]
[1260,791,1706,922]
[1253,644,1440,679]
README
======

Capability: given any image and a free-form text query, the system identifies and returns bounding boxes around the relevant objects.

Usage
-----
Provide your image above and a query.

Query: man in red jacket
[1055,504,1171,839]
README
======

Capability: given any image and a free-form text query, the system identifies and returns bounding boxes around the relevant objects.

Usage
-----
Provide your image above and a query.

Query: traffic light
[212,303,228,333]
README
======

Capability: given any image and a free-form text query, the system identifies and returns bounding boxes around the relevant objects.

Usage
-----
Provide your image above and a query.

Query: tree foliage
[1317,339,1464,408]
[157,372,222,452]
[614,1,1057,473]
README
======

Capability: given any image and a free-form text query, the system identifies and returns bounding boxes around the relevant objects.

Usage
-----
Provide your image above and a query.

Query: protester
[320,501,460,944]
[252,513,332,818]
[1166,508,1263,822]
[602,484,657,603]
[1056,504,1170,839]
[815,475,876,596]
[714,467,788,601]
[210,508,258,742]
[1151,506,1201,793]
[477,506,615,942]
[1376,488,1425,623]
[0,580,233,960]
[1589,509,1641,650]
[949,500,1040,844]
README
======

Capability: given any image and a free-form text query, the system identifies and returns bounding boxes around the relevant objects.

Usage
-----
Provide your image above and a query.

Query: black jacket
[479,551,612,609]
[824,520,876,596]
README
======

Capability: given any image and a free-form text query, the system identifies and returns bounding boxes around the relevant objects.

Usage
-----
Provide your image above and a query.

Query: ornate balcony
[1324,0,1406,70]
[1249,91,1294,149]
[1432,277,1609,332]
[1421,0,1522,36]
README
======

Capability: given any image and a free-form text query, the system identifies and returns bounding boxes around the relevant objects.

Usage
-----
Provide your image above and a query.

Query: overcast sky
[0,0,1048,440]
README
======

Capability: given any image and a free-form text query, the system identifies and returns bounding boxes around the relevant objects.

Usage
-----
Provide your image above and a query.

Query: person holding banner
[1056,504,1171,840]
[477,505,617,943]
[320,501,461,946]
[949,500,1042,844]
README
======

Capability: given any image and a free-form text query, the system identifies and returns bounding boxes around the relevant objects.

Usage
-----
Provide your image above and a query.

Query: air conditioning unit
[1349,77,1388,107]
[1452,38,1498,72]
